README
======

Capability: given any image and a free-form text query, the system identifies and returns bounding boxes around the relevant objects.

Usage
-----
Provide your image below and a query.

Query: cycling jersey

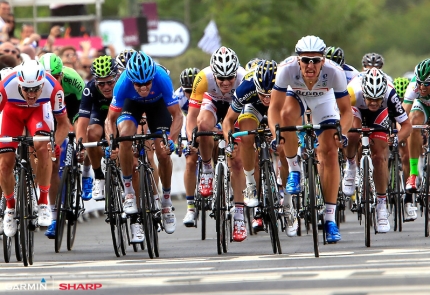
[403,76,422,104]
[347,75,408,124]
[189,66,246,108]
[78,79,111,126]
[231,71,260,113]
[110,65,176,112]
[173,87,189,115]
[62,67,85,100]
[274,57,348,125]
[342,63,359,84]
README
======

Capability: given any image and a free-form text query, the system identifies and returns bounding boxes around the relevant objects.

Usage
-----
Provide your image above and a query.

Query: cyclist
[404,59,430,211]
[116,49,136,73]
[186,46,248,241]
[174,67,208,227]
[343,68,411,232]
[268,35,353,243]
[362,52,393,82]
[245,58,261,71]
[324,46,359,83]
[105,51,183,235]
[39,52,87,238]
[0,60,70,237]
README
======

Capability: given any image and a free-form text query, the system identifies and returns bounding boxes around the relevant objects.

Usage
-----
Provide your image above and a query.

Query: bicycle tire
[105,165,121,257]
[295,194,302,236]
[2,200,11,263]
[222,172,231,253]
[14,230,22,261]
[394,153,403,232]
[263,161,282,254]
[362,157,371,247]
[18,168,29,266]
[307,157,319,258]
[28,183,35,266]
[387,158,397,231]
[424,153,430,237]
[140,165,154,258]
[145,171,159,258]
[55,166,70,253]
[67,168,80,251]
[215,163,224,255]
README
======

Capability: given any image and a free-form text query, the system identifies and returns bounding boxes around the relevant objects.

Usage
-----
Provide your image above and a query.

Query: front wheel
[55,166,70,253]
[307,158,319,258]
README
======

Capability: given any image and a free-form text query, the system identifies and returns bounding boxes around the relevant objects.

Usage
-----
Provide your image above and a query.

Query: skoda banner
[100,19,190,58]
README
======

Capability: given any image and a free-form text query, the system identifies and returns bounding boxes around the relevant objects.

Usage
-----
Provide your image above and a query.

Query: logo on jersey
[374,108,390,128]
[295,89,325,96]
[63,77,83,93]
[57,93,63,108]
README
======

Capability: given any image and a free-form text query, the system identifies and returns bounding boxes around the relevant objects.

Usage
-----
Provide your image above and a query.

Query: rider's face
[214,74,236,94]
[298,53,325,82]
[21,84,43,106]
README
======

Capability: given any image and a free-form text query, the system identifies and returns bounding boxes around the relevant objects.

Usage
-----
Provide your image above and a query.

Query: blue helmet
[126,51,156,83]
[253,60,277,94]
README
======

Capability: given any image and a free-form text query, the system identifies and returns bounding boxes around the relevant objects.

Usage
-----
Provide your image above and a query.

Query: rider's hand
[54,144,61,158]
[388,135,398,147]
[175,141,183,156]
[160,138,175,155]
[77,148,85,163]
[105,146,111,159]
[270,139,278,152]
[226,143,237,158]
[184,141,197,157]
[341,134,348,148]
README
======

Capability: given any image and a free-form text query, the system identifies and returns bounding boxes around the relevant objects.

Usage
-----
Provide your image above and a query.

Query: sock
[410,158,419,176]
[82,165,92,178]
[50,204,57,220]
[123,175,134,195]
[38,185,50,205]
[162,188,172,208]
[234,202,244,220]
[94,167,104,179]
[244,169,256,185]
[186,195,195,210]
[202,159,213,173]
[377,194,387,210]
[5,192,15,209]
[286,155,300,172]
[404,193,413,204]
[325,203,336,222]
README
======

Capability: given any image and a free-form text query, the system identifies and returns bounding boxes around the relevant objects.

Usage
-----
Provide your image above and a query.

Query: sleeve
[78,86,93,119]
[387,88,408,123]
[51,84,67,116]
[332,68,349,99]
[403,77,419,104]
[72,74,85,100]
[273,57,295,92]
[0,88,6,113]
[189,71,207,108]
[110,74,127,112]
[158,71,177,107]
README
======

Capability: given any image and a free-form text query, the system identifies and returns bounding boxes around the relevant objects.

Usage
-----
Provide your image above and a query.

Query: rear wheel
[55,166,70,253]
[215,164,225,255]
[140,165,154,259]
[264,162,281,254]
[362,157,371,247]
[18,169,29,266]
[106,166,121,257]
[308,158,319,258]
[67,167,80,251]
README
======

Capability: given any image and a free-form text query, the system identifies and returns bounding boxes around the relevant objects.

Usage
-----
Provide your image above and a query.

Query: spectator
[0,41,19,60]
[78,56,93,82]
[19,45,36,60]
[58,45,77,69]
[0,54,18,68]
[0,1,10,33]
[19,23,40,48]
[50,4,86,37]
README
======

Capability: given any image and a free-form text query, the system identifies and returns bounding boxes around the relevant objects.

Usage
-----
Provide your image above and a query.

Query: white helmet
[210,46,239,77]
[295,35,326,54]
[0,67,14,80]
[16,60,46,87]
[362,67,388,99]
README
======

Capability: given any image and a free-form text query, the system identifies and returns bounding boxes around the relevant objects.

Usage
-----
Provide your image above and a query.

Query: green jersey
[61,66,85,124]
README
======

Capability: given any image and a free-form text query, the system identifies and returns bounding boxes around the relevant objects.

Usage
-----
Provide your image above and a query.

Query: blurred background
[8,0,430,88]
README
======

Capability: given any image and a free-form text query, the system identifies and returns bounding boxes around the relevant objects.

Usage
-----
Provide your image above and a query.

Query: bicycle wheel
[424,153,430,237]
[28,183,35,266]
[295,194,302,236]
[145,171,159,258]
[106,165,121,257]
[307,157,319,258]
[362,157,372,247]
[222,173,231,253]
[55,166,70,253]
[263,161,282,254]
[14,230,22,262]
[67,167,80,251]
[2,200,11,263]
[17,168,29,266]
[214,163,225,255]
[394,153,403,232]
[140,165,154,259]
[387,158,397,230]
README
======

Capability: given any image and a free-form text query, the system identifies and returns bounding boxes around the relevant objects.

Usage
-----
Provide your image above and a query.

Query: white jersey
[403,77,420,105]
[274,56,348,124]
[342,63,359,84]
[173,87,189,115]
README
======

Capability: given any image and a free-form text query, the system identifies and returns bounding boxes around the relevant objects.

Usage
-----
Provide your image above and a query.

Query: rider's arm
[398,117,412,143]
[54,113,71,147]
[105,109,120,143]
[223,107,240,142]
[268,89,286,138]
[167,104,183,145]
[75,117,90,143]
[336,94,353,134]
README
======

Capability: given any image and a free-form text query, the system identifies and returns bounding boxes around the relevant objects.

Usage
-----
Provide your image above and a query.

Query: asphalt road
[1,200,430,295]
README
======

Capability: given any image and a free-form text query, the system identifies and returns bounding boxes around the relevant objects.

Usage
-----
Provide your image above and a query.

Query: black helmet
[362,53,384,69]
[324,46,345,66]
[179,67,200,89]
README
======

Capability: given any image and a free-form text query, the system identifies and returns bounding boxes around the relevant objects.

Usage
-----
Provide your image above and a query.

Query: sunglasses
[133,80,152,87]
[364,95,384,101]
[22,85,42,93]
[183,88,192,94]
[299,56,324,64]
[417,80,430,87]
[257,91,271,99]
[96,79,116,87]
[215,75,236,81]
[3,49,18,55]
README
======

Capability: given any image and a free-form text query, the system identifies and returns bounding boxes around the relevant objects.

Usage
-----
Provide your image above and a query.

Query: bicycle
[55,132,86,253]
[0,132,55,266]
[336,148,347,228]
[349,126,392,247]
[276,122,341,257]
[230,127,282,254]
[191,128,233,254]
[2,196,22,263]
[113,128,167,259]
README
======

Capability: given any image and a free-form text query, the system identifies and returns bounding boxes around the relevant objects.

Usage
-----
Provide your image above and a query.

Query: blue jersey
[110,65,177,112]
[231,73,261,113]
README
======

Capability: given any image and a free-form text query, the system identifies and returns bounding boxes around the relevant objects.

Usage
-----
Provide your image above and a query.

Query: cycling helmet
[245,58,261,71]
[253,60,277,94]
[116,49,136,70]
[39,53,63,75]
[362,53,384,69]
[180,67,200,89]
[16,60,45,87]
[91,55,118,79]
[362,67,388,99]
[393,77,410,99]
[324,46,345,66]
[210,46,239,77]
[126,51,156,83]
[414,58,430,83]
[0,67,14,80]
[295,35,326,55]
